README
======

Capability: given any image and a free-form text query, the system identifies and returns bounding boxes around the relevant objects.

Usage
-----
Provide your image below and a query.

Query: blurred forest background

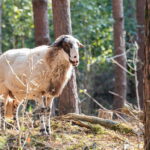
[0,0,149,149]
[1,0,142,115]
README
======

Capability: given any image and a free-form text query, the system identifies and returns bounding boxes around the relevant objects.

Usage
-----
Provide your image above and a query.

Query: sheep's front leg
[45,97,54,135]
[38,96,48,135]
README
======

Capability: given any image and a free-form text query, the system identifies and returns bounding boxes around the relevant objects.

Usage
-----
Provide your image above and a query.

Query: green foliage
[2,0,34,51]
[71,0,113,67]
[2,0,137,111]
[124,0,137,38]
[70,0,115,112]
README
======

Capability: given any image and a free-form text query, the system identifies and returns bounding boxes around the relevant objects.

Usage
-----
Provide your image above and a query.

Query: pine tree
[52,0,79,115]
[112,0,127,109]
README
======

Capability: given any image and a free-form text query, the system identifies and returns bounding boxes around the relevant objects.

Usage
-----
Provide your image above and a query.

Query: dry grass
[0,114,144,150]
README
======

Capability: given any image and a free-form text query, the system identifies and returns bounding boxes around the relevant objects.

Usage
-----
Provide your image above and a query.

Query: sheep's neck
[45,48,70,67]
[45,48,72,96]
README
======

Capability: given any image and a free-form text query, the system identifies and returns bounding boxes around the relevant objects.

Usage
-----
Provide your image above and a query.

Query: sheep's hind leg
[0,100,5,130]
[13,99,21,130]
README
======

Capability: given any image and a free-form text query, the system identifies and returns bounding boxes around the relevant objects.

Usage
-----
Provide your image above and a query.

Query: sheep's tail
[5,97,18,118]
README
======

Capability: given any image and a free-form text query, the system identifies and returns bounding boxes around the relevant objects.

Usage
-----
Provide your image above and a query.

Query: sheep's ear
[77,42,85,48]
[52,35,67,47]
[52,38,64,47]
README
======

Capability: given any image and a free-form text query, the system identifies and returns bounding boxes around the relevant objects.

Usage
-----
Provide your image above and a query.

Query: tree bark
[0,0,2,54]
[112,0,127,109]
[52,0,79,115]
[144,1,150,149]
[52,0,72,38]
[32,0,50,46]
[136,0,145,109]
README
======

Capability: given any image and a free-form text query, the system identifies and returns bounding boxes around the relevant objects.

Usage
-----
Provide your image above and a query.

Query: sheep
[0,35,84,134]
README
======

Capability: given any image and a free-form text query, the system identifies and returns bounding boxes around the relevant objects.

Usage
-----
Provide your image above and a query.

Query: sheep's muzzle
[70,60,79,67]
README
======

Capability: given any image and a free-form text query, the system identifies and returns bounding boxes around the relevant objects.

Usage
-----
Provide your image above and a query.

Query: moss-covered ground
[0,116,143,150]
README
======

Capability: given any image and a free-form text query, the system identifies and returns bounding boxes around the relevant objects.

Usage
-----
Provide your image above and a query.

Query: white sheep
[0,35,84,134]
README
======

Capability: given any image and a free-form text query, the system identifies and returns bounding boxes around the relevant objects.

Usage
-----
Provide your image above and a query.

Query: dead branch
[64,113,136,135]
[72,120,92,129]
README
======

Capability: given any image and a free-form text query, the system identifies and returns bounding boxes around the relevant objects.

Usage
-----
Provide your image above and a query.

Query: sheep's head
[52,35,84,67]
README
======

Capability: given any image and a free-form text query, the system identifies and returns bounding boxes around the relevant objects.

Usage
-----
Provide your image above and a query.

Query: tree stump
[98,109,113,120]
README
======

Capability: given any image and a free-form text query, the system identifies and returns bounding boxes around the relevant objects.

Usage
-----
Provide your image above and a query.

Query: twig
[133,43,141,111]
[83,91,106,110]
[111,59,134,76]
[16,100,24,130]
[83,90,128,123]
[22,132,29,149]
[5,55,26,87]
[3,118,18,130]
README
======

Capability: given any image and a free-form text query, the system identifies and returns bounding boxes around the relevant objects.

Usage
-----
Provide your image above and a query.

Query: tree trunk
[32,0,50,46]
[112,0,127,109]
[32,0,51,114]
[0,0,2,54]
[144,1,150,149]
[52,0,79,115]
[136,0,145,109]
[52,0,72,38]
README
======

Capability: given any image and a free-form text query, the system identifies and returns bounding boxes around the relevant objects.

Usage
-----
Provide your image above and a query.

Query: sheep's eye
[74,56,77,58]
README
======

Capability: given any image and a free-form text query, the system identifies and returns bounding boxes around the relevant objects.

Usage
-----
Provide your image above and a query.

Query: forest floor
[0,114,144,150]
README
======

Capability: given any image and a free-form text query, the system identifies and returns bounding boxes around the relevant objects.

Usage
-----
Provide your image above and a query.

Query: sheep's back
[0,46,50,95]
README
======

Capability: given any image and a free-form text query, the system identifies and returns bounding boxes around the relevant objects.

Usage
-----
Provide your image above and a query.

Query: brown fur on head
[52,35,84,49]
[52,35,84,66]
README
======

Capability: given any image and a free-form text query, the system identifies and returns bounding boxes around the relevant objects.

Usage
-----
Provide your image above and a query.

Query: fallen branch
[72,120,107,134]
[64,113,136,135]
[72,120,92,129]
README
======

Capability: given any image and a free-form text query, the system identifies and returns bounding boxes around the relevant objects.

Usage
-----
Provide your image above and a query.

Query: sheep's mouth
[69,60,79,67]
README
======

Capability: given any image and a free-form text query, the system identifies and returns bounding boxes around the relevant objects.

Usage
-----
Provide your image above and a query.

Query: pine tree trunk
[144,1,150,149]
[112,0,127,109]
[32,0,50,46]
[52,0,79,115]
[0,0,2,54]
[136,0,145,109]
[32,0,51,114]
[52,0,72,37]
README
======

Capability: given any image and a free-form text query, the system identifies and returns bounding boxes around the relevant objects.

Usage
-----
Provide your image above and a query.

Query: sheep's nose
[72,60,79,66]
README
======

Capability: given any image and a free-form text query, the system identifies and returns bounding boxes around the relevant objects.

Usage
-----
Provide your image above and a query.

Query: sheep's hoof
[40,129,47,135]
[46,126,52,135]
[40,129,49,136]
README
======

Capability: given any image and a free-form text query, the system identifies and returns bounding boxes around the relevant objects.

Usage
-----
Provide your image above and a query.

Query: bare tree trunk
[52,0,79,115]
[0,0,2,54]
[32,0,51,114]
[52,0,72,37]
[136,0,145,110]
[32,0,50,46]
[112,0,127,109]
[144,1,150,149]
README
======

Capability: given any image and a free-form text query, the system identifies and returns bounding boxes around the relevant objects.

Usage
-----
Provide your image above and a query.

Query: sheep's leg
[39,96,48,135]
[13,99,22,130]
[0,100,5,130]
[45,97,54,135]
[0,94,8,130]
